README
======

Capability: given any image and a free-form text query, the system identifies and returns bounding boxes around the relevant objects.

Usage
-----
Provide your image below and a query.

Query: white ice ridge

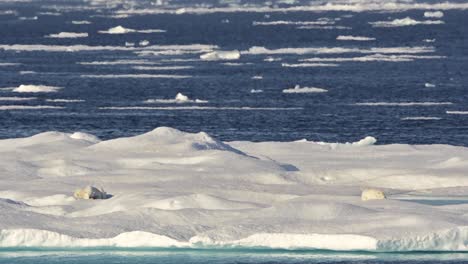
[281,63,339,67]
[45,99,85,103]
[132,65,194,71]
[12,84,62,93]
[243,46,434,55]
[114,2,468,15]
[71,20,91,24]
[446,111,468,115]
[252,20,334,26]
[0,105,64,110]
[99,106,303,110]
[283,85,328,93]
[98,25,166,34]
[424,11,444,18]
[45,32,88,38]
[300,54,445,63]
[144,93,208,104]
[0,44,217,53]
[401,117,442,120]
[354,102,453,106]
[369,17,444,27]
[81,74,191,79]
[0,97,36,101]
[200,50,241,61]
[4,127,468,250]
[336,35,376,41]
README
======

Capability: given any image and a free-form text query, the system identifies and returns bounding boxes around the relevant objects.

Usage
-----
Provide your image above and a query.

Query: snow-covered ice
[3,127,468,251]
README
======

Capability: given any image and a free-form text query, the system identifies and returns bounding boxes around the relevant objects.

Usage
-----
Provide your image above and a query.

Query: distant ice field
[0,0,467,145]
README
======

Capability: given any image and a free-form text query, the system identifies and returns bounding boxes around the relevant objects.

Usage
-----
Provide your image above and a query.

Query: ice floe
[71,20,91,24]
[281,63,339,67]
[283,85,328,93]
[45,32,88,38]
[301,54,445,63]
[132,65,193,70]
[250,89,264,93]
[98,25,166,34]
[12,84,62,93]
[81,74,191,79]
[424,11,444,18]
[355,102,452,106]
[3,127,468,250]
[253,20,334,26]
[446,111,468,115]
[144,93,208,104]
[200,50,241,61]
[370,17,444,27]
[99,106,303,111]
[0,105,63,110]
[45,99,85,103]
[401,117,442,120]
[0,96,36,101]
[336,35,376,41]
[244,46,434,55]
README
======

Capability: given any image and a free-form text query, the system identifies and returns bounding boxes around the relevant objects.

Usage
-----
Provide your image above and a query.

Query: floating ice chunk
[361,189,386,201]
[401,117,442,120]
[336,35,375,41]
[45,32,88,38]
[446,111,468,115]
[0,105,64,110]
[144,93,208,104]
[12,84,62,93]
[82,74,190,79]
[264,57,281,62]
[424,11,444,18]
[133,65,193,70]
[19,16,37,20]
[45,99,85,103]
[71,20,91,25]
[283,85,328,93]
[200,50,240,61]
[281,63,339,67]
[245,46,434,55]
[125,42,135,47]
[355,102,452,106]
[425,83,436,88]
[252,75,263,80]
[370,17,444,27]
[139,40,150,46]
[250,89,264,93]
[0,96,36,101]
[253,20,334,26]
[98,25,166,34]
[301,54,444,63]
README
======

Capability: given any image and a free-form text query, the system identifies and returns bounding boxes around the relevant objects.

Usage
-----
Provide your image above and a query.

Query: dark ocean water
[1,249,468,264]
[0,0,467,145]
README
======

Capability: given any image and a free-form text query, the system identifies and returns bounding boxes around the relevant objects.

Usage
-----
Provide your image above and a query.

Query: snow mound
[91,127,240,153]
[370,17,444,27]
[46,32,88,38]
[200,50,240,61]
[145,193,260,210]
[12,84,62,93]
[144,93,208,104]
[70,132,101,143]
[283,85,328,93]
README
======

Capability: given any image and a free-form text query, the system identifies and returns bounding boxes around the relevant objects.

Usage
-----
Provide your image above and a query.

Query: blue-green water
[1,249,468,264]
